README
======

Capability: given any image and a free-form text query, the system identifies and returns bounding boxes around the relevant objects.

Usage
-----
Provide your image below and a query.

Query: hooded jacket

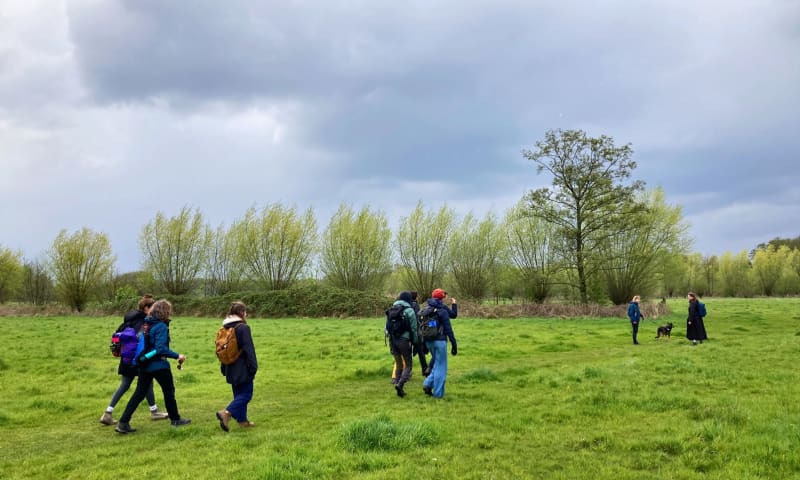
[141,316,180,373]
[424,298,457,348]
[220,315,259,385]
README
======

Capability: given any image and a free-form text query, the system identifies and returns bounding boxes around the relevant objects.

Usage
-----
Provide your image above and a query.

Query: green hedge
[107,283,392,319]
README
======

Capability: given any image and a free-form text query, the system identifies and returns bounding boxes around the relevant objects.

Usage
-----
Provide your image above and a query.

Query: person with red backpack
[99,294,168,426]
[215,301,259,432]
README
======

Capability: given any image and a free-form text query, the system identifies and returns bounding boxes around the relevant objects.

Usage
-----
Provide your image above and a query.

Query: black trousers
[631,322,639,344]
[120,368,180,423]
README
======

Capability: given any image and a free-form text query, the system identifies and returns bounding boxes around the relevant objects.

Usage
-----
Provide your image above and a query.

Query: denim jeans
[227,381,254,422]
[109,374,156,408]
[422,340,448,398]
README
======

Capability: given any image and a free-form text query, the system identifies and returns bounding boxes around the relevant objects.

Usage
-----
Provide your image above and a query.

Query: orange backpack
[215,324,242,365]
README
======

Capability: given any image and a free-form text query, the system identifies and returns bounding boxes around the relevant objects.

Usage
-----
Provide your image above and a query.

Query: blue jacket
[142,317,180,373]
[627,302,642,323]
[425,298,457,347]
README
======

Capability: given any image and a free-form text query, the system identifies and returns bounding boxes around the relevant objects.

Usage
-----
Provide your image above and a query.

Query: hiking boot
[395,385,406,398]
[238,421,255,428]
[150,409,169,421]
[99,412,117,426]
[423,386,433,396]
[115,422,136,434]
[216,410,231,432]
[171,418,191,427]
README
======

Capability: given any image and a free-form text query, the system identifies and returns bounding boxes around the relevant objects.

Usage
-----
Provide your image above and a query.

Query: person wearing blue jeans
[422,288,458,398]
[216,301,259,431]
[627,295,644,345]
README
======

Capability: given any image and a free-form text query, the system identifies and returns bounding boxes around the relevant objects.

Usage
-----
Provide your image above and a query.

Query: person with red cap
[420,288,457,398]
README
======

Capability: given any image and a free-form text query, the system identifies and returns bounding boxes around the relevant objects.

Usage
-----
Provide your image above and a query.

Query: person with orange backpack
[215,301,259,432]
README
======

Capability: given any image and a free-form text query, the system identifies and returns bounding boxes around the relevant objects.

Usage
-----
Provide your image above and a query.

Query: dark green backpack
[418,306,441,341]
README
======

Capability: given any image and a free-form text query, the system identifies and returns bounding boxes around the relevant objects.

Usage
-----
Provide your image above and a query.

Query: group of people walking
[627,292,708,345]
[387,288,458,399]
[100,296,258,434]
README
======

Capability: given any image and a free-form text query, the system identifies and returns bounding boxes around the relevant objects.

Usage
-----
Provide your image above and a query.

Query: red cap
[431,288,447,299]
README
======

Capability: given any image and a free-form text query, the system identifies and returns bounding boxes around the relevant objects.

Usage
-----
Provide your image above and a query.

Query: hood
[427,298,445,308]
[397,291,413,304]
[223,315,245,327]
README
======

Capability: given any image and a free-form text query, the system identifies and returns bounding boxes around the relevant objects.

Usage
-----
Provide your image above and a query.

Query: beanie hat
[398,291,413,303]
[431,288,447,299]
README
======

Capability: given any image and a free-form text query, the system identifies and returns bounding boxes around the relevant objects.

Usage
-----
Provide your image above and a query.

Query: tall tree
[48,228,116,311]
[320,204,392,291]
[448,212,504,300]
[503,201,562,303]
[21,258,54,305]
[597,188,690,304]
[752,245,791,296]
[717,250,753,297]
[205,224,243,295]
[523,129,644,303]
[229,204,317,290]
[139,206,212,295]
[395,201,455,300]
[0,246,24,303]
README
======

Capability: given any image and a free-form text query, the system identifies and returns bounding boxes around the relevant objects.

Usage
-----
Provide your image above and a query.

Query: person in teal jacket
[115,299,191,433]
[627,295,644,345]
[386,291,420,398]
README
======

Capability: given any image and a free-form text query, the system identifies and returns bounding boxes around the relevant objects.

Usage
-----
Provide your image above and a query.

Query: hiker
[115,299,190,433]
[421,288,457,398]
[386,291,419,397]
[100,294,169,425]
[410,291,430,376]
[216,301,258,431]
[686,292,708,345]
[627,295,644,345]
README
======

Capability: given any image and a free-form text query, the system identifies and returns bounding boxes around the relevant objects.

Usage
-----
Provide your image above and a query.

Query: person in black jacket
[410,291,430,376]
[99,294,168,425]
[216,301,259,431]
[686,292,708,345]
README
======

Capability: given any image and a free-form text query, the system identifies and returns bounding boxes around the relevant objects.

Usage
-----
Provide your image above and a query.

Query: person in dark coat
[216,301,259,431]
[115,299,191,433]
[386,291,419,398]
[686,292,708,345]
[100,294,168,425]
[421,288,458,398]
[627,295,644,345]
[410,291,430,376]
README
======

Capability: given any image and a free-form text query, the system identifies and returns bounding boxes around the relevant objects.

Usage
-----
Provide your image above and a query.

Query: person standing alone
[216,301,258,431]
[627,295,644,345]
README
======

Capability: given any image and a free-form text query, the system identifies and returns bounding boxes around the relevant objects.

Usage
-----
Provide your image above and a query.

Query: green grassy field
[1,298,799,479]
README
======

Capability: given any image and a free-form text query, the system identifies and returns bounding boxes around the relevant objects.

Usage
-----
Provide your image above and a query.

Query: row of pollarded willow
[6,130,698,310]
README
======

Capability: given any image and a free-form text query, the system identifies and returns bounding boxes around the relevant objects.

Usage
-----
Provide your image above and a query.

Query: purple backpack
[111,327,140,365]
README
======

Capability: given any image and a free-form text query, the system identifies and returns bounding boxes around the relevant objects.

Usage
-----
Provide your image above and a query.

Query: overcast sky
[1,0,799,273]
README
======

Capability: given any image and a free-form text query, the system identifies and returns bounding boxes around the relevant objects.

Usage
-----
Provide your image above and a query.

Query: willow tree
[523,129,645,303]
[448,212,504,300]
[395,201,454,300]
[48,228,116,311]
[139,206,212,295]
[752,244,791,296]
[596,188,690,304]
[0,246,24,303]
[717,250,753,297]
[229,204,317,290]
[503,201,562,303]
[205,223,243,295]
[320,204,392,291]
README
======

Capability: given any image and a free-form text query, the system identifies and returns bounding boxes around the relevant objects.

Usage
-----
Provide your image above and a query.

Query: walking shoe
[395,385,406,398]
[238,421,255,428]
[216,410,231,432]
[99,412,117,426]
[171,418,191,427]
[150,409,169,421]
[115,422,136,434]
[423,386,433,396]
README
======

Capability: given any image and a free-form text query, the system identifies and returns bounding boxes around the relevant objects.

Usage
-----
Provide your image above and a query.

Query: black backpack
[418,306,442,341]
[385,304,412,339]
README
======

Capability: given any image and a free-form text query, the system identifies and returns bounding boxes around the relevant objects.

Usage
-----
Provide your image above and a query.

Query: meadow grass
[1,298,799,479]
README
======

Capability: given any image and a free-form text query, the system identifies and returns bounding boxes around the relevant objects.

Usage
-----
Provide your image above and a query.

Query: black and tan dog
[655,322,673,339]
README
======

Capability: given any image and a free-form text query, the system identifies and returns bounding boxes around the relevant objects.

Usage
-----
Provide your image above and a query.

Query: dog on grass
[655,322,673,339]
